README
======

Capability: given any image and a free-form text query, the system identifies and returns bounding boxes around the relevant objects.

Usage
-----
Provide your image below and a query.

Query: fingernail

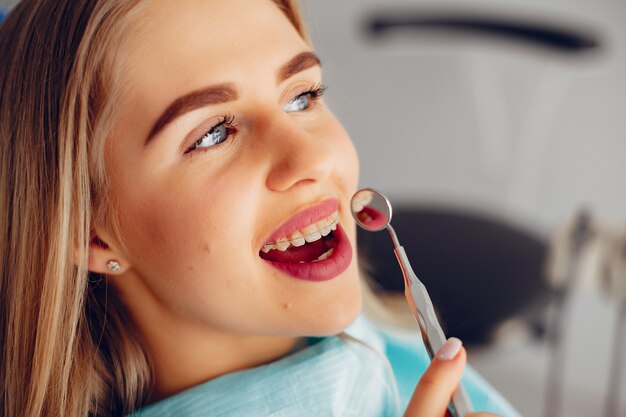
[437,337,462,361]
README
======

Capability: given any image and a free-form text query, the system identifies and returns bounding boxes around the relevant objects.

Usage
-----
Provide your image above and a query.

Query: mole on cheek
[202,244,210,254]
[282,302,293,310]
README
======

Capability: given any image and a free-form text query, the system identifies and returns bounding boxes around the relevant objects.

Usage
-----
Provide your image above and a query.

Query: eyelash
[299,83,327,101]
[185,83,327,155]
[184,114,237,154]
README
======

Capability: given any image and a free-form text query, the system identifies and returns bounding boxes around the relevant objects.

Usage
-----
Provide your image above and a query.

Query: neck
[146,325,302,402]
[111,274,303,404]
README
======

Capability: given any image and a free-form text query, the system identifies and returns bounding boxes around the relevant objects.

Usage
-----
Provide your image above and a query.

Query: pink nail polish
[437,337,462,361]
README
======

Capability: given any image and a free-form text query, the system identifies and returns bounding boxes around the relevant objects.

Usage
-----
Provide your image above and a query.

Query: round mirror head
[350,188,392,232]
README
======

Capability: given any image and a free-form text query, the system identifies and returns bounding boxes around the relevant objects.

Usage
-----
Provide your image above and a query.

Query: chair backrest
[358,206,548,346]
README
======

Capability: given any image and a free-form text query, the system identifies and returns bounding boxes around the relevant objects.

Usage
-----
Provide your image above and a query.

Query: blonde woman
[0,1,518,416]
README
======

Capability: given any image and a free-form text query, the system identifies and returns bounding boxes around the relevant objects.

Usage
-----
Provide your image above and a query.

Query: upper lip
[260,198,340,248]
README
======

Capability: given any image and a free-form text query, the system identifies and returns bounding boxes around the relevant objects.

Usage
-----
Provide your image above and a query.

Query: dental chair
[358,206,549,346]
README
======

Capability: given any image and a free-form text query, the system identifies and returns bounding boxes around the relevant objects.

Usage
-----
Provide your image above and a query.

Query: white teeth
[352,194,372,213]
[319,226,331,237]
[302,224,321,243]
[316,248,334,261]
[262,210,340,253]
[317,219,332,236]
[305,230,322,243]
[290,231,306,247]
[275,237,290,252]
[301,223,318,236]
[352,201,365,213]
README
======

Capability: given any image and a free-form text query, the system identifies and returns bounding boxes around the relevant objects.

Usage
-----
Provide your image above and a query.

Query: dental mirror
[350,188,392,232]
[351,188,473,417]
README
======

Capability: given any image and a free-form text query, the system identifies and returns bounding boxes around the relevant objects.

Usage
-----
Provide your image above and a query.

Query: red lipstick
[259,198,353,282]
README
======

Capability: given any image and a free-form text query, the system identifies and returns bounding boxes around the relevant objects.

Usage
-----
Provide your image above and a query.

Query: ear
[87,228,132,275]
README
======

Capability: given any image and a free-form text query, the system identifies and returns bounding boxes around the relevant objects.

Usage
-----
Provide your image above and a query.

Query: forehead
[114,0,307,114]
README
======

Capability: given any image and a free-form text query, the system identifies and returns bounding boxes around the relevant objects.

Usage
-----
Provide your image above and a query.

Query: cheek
[115,178,263,319]
[117,176,246,281]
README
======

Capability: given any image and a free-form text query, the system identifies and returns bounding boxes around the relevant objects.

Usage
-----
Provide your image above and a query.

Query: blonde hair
[0,1,307,416]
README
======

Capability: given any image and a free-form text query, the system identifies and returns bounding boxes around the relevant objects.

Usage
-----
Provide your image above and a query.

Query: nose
[263,113,336,192]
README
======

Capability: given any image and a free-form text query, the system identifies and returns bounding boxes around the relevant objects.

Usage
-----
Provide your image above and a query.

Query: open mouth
[259,211,339,264]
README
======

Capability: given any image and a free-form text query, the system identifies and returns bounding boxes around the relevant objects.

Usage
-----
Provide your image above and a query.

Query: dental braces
[262,217,338,252]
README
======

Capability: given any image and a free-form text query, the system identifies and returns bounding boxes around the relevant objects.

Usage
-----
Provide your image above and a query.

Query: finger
[404,337,466,417]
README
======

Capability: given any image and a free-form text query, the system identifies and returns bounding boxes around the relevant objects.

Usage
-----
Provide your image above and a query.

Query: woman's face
[103,0,361,338]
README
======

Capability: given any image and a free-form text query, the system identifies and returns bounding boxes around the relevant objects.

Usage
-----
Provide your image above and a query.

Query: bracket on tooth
[275,238,290,251]
[290,232,306,247]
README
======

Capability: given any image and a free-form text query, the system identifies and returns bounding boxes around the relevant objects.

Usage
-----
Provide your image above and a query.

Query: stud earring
[106,260,121,273]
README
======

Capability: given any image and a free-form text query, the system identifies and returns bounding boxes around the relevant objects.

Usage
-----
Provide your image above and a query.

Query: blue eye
[284,94,310,112]
[185,115,236,154]
[283,84,327,113]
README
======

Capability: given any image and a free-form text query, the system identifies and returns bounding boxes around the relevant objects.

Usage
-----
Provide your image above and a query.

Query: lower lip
[262,224,353,282]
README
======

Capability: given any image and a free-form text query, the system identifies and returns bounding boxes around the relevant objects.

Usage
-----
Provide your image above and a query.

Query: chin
[303,278,363,337]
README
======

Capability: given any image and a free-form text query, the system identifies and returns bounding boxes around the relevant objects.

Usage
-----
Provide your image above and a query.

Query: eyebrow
[276,51,321,84]
[145,51,322,144]
[146,85,237,143]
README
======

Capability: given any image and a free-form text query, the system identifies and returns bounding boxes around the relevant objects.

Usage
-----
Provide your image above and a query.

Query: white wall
[304,0,626,233]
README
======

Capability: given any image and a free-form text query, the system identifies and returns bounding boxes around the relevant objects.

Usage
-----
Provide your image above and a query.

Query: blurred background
[2,0,625,416]
[300,0,626,416]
